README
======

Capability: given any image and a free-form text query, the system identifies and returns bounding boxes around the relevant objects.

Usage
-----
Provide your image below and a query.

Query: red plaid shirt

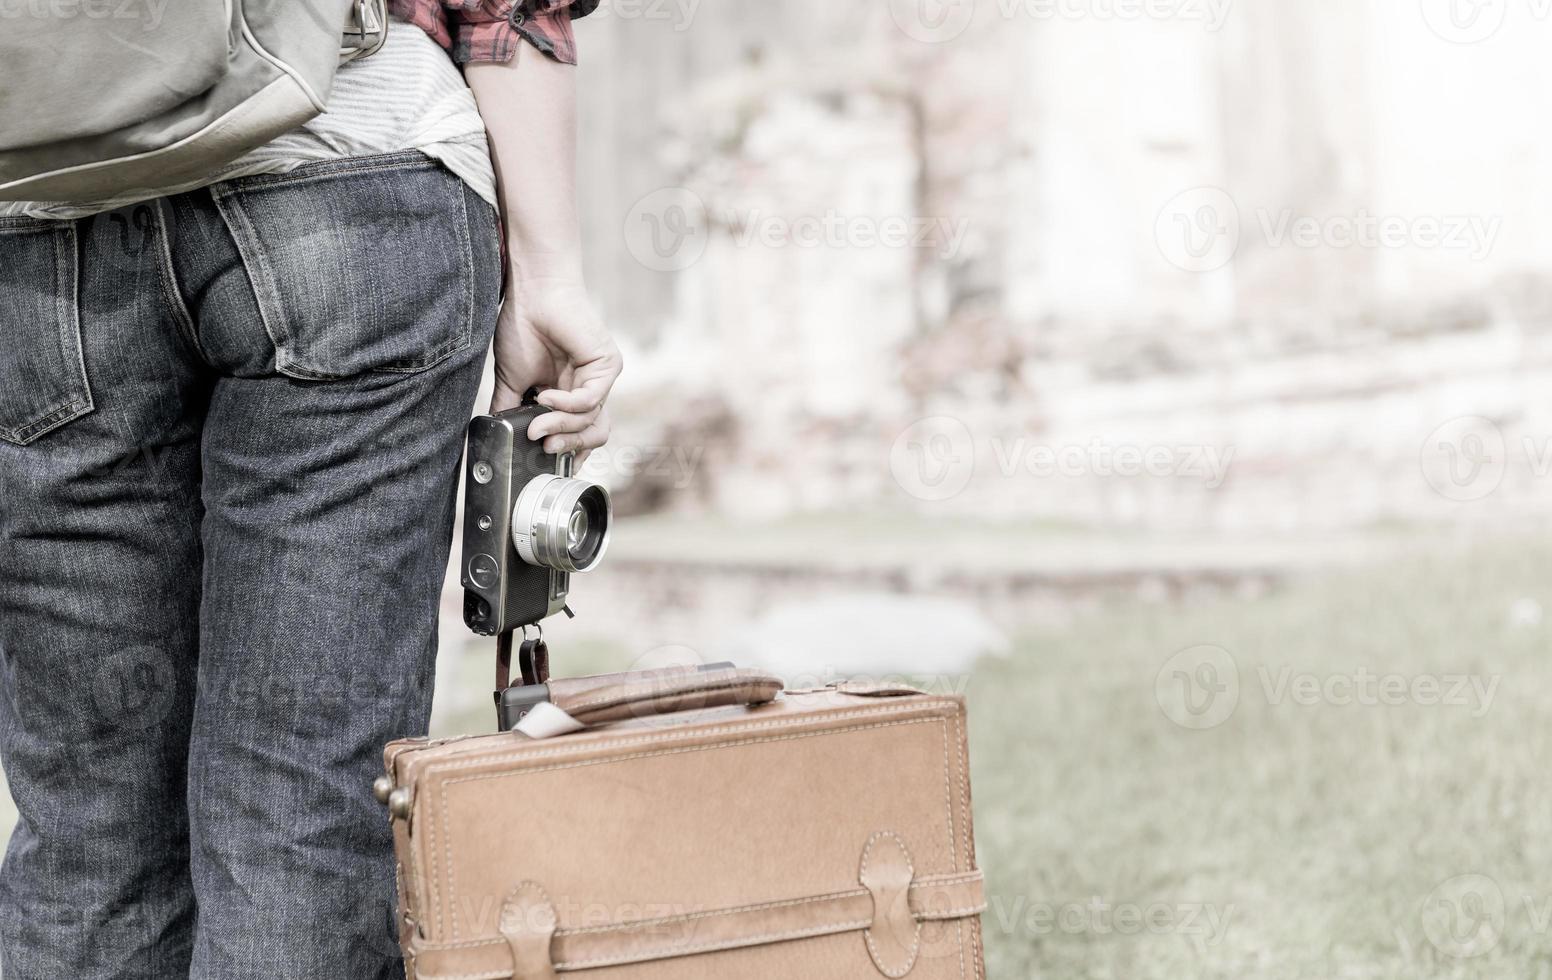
[388,0,598,65]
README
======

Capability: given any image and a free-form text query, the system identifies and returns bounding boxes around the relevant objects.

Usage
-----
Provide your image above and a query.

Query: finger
[527,407,598,442]
[542,412,611,455]
[573,410,610,469]
[533,348,623,415]
[535,372,615,415]
[490,378,528,415]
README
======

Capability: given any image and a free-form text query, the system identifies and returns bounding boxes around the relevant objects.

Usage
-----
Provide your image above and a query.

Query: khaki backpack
[0,0,387,202]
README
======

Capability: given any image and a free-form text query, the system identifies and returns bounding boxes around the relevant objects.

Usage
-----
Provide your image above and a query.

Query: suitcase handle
[519,666,784,735]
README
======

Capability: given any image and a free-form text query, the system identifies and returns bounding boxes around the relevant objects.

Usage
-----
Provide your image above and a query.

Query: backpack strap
[340,0,389,63]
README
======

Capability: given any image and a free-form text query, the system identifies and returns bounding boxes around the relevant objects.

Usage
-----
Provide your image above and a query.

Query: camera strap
[495,630,551,704]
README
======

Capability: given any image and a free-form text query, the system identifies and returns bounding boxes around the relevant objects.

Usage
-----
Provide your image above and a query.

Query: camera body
[461,402,612,635]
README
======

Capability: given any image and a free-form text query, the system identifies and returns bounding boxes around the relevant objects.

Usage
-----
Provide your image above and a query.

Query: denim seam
[366,177,476,375]
[2,223,93,446]
[209,161,475,380]
[207,188,293,373]
[149,201,206,362]
[368,179,481,377]
[207,151,435,198]
[0,217,52,233]
[7,397,91,445]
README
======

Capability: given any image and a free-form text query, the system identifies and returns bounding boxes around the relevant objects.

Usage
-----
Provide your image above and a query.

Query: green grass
[3,540,1550,978]
[967,542,1552,979]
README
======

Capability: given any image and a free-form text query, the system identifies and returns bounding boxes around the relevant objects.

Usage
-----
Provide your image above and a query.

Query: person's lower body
[0,151,501,979]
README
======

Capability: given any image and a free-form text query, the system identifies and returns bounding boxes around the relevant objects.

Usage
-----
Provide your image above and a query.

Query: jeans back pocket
[209,153,496,381]
[0,218,93,446]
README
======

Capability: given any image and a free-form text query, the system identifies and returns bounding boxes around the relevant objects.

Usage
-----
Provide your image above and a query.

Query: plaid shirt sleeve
[389,0,599,65]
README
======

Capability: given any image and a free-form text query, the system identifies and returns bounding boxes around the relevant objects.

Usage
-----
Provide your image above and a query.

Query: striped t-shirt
[1,18,496,221]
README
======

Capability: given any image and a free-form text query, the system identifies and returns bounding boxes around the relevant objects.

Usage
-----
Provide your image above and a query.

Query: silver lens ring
[511,473,613,573]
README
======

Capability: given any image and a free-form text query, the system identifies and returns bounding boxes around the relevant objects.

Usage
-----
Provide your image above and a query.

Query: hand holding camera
[461,393,614,636]
[490,276,622,465]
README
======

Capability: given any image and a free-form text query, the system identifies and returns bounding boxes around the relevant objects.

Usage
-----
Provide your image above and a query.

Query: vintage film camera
[461,395,613,637]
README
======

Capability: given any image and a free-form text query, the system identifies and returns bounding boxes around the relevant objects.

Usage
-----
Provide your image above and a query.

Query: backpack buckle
[341,0,388,62]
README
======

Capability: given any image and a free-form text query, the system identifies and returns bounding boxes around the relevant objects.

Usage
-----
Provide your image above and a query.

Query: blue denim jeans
[0,152,501,979]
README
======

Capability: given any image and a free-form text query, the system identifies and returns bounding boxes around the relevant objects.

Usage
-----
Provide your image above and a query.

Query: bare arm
[466,50,621,461]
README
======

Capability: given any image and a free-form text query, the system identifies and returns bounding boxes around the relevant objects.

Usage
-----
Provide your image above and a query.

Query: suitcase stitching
[940,714,956,873]
[429,707,958,942]
[861,831,921,978]
[564,918,875,969]
[438,716,946,785]
[416,885,988,976]
[442,716,943,940]
[423,701,952,940]
[430,701,961,772]
[954,711,980,980]
[423,874,985,949]
[569,889,864,933]
[421,901,989,976]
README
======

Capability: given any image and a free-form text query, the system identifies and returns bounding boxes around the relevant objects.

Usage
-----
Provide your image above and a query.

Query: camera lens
[510,474,612,573]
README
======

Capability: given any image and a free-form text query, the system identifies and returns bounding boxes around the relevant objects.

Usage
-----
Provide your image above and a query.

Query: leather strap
[496,634,550,698]
[411,870,985,979]
[860,832,920,977]
[499,883,560,980]
[546,667,783,728]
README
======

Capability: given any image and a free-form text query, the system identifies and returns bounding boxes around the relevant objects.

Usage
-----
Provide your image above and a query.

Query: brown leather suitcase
[378,666,987,980]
